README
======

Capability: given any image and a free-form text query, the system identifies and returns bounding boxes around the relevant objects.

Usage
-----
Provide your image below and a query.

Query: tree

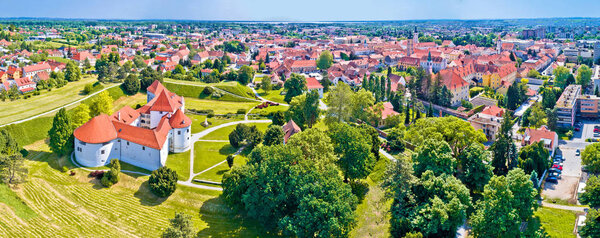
[237,65,254,85]
[262,125,284,146]
[222,144,357,237]
[0,154,28,185]
[283,74,307,103]
[0,129,20,156]
[329,123,374,181]
[228,124,262,149]
[260,76,272,91]
[527,103,547,128]
[491,112,517,175]
[286,91,320,129]
[546,108,558,131]
[527,69,540,78]
[412,139,456,177]
[457,143,493,193]
[580,209,600,238]
[577,64,593,86]
[226,155,235,168]
[89,91,114,117]
[506,168,538,222]
[149,167,178,197]
[580,175,600,207]
[140,66,163,90]
[71,104,91,129]
[352,89,376,123]
[270,111,285,126]
[123,74,140,95]
[471,175,521,238]
[553,66,570,89]
[316,50,333,70]
[286,128,337,168]
[65,61,81,82]
[161,213,196,238]
[518,141,550,176]
[582,143,600,173]
[541,88,557,109]
[325,83,353,122]
[48,108,73,156]
[101,159,120,187]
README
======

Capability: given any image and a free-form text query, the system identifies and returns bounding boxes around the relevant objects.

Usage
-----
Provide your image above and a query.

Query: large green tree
[237,65,254,85]
[412,139,456,177]
[471,175,521,238]
[325,83,353,123]
[70,104,90,129]
[222,144,357,237]
[48,108,73,156]
[576,64,593,86]
[123,74,140,95]
[518,141,550,176]
[579,175,600,207]
[262,125,284,146]
[286,128,337,168]
[329,123,375,181]
[404,116,486,156]
[553,66,570,89]
[161,213,196,238]
[65,61,82,82]
[89,91,114,117]
[580,208,600,238]
[457,143,493,193]
[149,167,178,197]
[284,74,307,103]
[286,90,320,129]
[582,143,600,173]
[506,168,538,222]
[0,154,28,185]
[316,50,333,70]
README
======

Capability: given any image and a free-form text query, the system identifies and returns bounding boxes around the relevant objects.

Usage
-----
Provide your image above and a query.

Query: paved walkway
[0,84,120,127]
[541,201,588,212]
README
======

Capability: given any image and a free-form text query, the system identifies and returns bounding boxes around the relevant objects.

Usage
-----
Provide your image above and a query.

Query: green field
[201,122,270,141]
[47,56,74,64]
[165,150,191,181]
[186,98,258,115]
[0,142,271,237]
[256,88,286,104]
[163,79,256,102]
[0,75,105,125]
[533,207,578,238]
[192,142,237,175]
[188,114,244,134]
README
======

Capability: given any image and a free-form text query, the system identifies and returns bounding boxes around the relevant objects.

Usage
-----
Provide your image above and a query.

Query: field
[0,75,104,125]
[201,122,270,141]
[187,114,244,134]
[186,98,258,115]
[192,142,237,178]
[0,142,271,237]
[163,79,256,102]
[165,150,191,181]
[533,207,578,238]
[256,88,286,104]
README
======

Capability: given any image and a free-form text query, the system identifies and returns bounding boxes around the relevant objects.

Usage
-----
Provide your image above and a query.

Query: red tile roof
[480,105,505,117]
[306,77,323,90]
[150,91,177,112]
[111,106,140,125]
[283,120,302,143]
[74,114,118,144]
[169,109,191,128]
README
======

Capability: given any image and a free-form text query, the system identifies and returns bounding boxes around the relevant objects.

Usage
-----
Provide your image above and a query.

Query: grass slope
[533,207,578,238]
[186,98,257,115]
[0,75,100,125]
[201,123,270,141]
[0,142,272,237]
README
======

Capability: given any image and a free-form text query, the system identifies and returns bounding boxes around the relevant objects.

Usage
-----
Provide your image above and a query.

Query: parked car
[549,171,562,179]
[576,149,580,156]
[554,155,564,162]
[594,133,600,138]
[549,168,562,174]
[575,127,580,131]
[546,176,558,184]
[552,164,563,170]
[553,161,563,167]
[594,128,600,133]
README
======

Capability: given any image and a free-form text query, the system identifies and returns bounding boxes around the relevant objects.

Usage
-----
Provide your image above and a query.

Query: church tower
[496,35,502,54]
[413,27,419,45]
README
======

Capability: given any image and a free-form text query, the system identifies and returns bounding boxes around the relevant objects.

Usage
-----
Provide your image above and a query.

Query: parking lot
[542,120,592,203]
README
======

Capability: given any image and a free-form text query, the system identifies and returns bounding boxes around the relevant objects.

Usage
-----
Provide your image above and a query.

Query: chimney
[118,111,121,121]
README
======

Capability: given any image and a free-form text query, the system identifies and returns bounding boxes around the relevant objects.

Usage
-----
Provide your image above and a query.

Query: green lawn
[533,207,578,238]
[47,56,74,64]
[163,79,256,102]
[252,105,288,115]
[194,153,248,183]
[165,150,191,181]
[186,98,258,115]
[201,123,270,141]
[188,114,244,134]
[0,75,103,125]
[192,142,237,175]
[0,140,272,237]
[256,88,286,104]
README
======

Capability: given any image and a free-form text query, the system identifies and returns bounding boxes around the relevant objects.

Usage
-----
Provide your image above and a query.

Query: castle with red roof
[73,80,191,171]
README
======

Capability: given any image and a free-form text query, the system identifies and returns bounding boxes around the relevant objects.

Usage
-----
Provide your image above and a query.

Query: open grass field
[0,141,272,237]
[47,56,74,64]
[252,105,288,115]
[163,79,256,102]
[192,142,237,175]
[256,88,286,104]
[201,122,270,141]
[165,150,191,181]
[533,207,578,238]
[186,98,258,115]
[111,92,147,112]
[0,75,101,125]
[188,114,245,134]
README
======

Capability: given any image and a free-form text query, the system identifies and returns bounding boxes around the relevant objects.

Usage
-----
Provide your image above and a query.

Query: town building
[522,126,559,156]
[556,84,581,127]
[73,81,191,171]
[468,105,505,141]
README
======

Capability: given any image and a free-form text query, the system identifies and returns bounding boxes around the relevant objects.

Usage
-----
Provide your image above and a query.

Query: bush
[89,170,105,179]
[350,180,369,203]
[149,167,178,197]
[226,155,235,168]
[61,166,68,173]
[83,83,94,94]
[236,109,247,114]
[202,86,214,95]
[100,172,114,187]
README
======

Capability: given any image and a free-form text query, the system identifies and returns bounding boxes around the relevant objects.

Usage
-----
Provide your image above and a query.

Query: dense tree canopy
[262,125,284,146]
[89,91,114,117]
[579,175,600,207]
[576,64,593,86]
[582,143,600,173]
[316,50,333,70]
[286,90,320,129]
[412,139,456,177]
[329,123,375,181]
[457,143,493,194]
[149,167,178,197]
[48,108,73,156]
[284,74,307,103]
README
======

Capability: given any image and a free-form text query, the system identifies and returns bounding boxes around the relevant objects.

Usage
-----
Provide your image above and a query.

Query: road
[0,84,121,127]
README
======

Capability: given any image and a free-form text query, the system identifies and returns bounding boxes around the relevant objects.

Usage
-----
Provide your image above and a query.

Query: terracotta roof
[111,106,140,125]
[480,105,505,117]
[74,114,118,144]
[306,77,323,90]
[150,91,177,112]
[439,70,468,90]
[22,63,51,73]
[282,120,302,143]
[112,118,171,150]
[381,102,399,119]
[169,109,191,128]
[523,126,557,149]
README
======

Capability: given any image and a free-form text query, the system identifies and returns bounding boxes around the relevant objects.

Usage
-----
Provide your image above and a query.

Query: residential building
[468,105,505,141]
[556,84,581,127]
[522,126,559,156]
[305,77,324,98]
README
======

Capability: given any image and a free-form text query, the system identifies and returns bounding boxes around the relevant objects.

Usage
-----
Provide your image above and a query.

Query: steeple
[496,34,502,54]
[413,27,419,44]
[427,51,432,61]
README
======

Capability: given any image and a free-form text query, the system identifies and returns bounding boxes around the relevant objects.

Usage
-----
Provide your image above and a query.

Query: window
[101,150,105,155]
[79,141,86,145]
[178,131,181,135]
[127,142,130,145]
[142,146,145,150]
[187,129,189,132]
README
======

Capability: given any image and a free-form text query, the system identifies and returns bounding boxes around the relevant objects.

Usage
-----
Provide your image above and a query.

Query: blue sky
[2,0,600,21]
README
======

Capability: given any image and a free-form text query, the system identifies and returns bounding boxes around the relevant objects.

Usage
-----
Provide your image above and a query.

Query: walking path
[0,84,120,127]
[541,201,588,212]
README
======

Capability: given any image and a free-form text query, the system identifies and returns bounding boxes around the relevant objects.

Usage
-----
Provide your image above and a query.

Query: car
[575,127,580,131]
[595,133,600,138]
[553,161,563,167]
[549,167,562,173]
[549,171,562,179]
[554,155,564,162]
[594,128,600,133]
[552,164,563,170]
[546,176,558,184]
[576,149,580,156]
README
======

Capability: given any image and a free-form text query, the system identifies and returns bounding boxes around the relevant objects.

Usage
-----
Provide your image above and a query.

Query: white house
[74,81,191,171]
